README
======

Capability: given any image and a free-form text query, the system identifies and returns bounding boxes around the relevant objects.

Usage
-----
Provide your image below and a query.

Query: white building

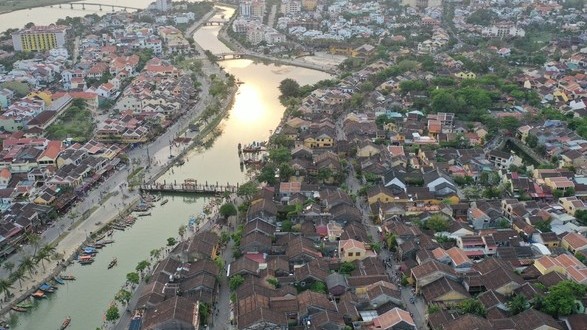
[280,0,301,14]
[155,0,172,11]
[482,24,526,38]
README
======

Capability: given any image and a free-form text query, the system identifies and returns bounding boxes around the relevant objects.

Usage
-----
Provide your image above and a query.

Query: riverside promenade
[0,9,234,317]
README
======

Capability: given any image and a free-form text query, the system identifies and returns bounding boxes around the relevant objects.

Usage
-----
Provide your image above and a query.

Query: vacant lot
[0,0,76,13]
[46,104,95,142]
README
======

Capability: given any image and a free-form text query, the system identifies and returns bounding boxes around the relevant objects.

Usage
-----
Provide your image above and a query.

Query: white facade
[156,0,172,11]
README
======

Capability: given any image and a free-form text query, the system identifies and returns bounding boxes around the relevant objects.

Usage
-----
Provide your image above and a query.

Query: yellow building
[303,134,333,148]
[12,25,68,52]
[339,239,367,262]
[454,71,477,79]
[302,0,317,10]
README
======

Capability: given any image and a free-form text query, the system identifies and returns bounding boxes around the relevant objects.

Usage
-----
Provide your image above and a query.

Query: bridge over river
[140,180,240,194]
[50,2,142,11]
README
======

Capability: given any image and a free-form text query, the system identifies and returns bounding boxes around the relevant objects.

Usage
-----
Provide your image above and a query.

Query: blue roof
[129,318,142,330]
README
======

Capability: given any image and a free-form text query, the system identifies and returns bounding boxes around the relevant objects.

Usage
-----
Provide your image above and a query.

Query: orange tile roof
[563,232,587,250]
[446,247,471,267]
[431,247,448,260]
[372,307,414,329]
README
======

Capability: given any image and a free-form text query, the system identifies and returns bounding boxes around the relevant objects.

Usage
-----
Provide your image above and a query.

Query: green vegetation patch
[46,102,95,142]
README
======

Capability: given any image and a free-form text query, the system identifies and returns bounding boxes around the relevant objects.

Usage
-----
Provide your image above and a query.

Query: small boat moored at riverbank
[60,275,76,281]
[39,283,56,293]
[108,257,118,269]
[11,306,28,312]
[31,290,46,299]
[16,300,33,309]
[78,255,95,265]
[137,212,151,217]
[60,316,71,330]
[53,276,65,285]
[160,199,169,205]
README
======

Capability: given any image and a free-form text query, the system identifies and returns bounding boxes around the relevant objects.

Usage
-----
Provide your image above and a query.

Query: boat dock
[139,180,239,194]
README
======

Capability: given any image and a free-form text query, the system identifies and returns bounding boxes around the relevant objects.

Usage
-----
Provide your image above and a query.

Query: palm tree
[34,248,51,271]
[178,225,187,242]
[19,255,37,277]
[2,261,14,276]
[26,233,42,257]
[0,279,13,302]
[10,267,27,289]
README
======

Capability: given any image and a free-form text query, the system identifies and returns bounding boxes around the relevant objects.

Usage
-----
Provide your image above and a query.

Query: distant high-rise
[12,25,68,52]
[155,0,172,11]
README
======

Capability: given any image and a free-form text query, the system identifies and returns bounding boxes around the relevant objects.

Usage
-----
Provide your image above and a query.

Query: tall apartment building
[12,25,68,52]
[401,0,442,9]
[155,0,172,11]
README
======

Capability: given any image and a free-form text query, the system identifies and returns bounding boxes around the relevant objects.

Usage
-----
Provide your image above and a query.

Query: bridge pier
[99,5,102,10]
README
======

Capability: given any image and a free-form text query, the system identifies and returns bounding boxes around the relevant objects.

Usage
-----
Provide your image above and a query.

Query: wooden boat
[16,301,33,309]
[108,258,118,269]
[99,239,114,245]
[53,276,65,285]
[39,283,55,293]
[60,275,76,281]
[160,199,169,205]
[60,316,71,330]
[11,306,27,312]
[31,290,46,299]
[137,212,151,217]
[112,224,126,231]
[78,255,94,265]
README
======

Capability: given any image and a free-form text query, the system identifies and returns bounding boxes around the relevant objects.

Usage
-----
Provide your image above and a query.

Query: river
[3,3,331,330]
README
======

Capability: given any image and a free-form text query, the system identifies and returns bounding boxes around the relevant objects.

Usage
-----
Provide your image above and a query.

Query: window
[348,252,353,257]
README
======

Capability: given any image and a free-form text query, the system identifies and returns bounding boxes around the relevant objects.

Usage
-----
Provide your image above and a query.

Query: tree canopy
[219,203,238,219]
[540,280,586,317]
[278,78,301,99]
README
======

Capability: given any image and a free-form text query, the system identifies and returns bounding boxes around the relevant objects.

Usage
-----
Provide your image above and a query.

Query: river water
[4,3,331,330]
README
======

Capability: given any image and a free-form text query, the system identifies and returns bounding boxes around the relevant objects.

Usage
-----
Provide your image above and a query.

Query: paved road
[0,28,226,315]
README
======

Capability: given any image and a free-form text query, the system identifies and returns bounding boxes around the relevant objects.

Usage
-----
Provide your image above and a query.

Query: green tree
[575,209,587,225]
[237,181,258,201]
[26,233,42,257]
[19,255,36,277]
[278,78,300,98]
[425,214,450,232]
[34,246,52,271]
[310,281,327,293]
[541,280,587,317]
[178,224,187,241]
[535,220,552,233]
[457,298,486,317]
[135,260,151,273]
[10,267,26,288]
[2,261,14,276]
[105,304,120,321]
[115,289,132,305]
[0,279,13,301]
[229,275,245,291]
[269,147,292,164]
[219,203,238,219]
[167,237,177,246]
[339,262,356,275]
[508,294,528,315]
[126,272,140,285]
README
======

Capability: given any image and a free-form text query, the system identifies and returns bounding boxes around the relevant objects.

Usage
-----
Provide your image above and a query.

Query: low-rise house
[561,232,587,254]
[411,259,458,290]
[421,277,470,306]
[370,307,415,330]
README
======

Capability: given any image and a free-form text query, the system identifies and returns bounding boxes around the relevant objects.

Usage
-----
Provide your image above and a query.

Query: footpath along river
[4,3,332,330]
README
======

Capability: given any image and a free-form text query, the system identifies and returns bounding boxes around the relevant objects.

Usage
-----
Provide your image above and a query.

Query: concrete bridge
[140,181,239,195]
[204,20,227,26]
[51,2,142,11]
[215,52,245,60]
